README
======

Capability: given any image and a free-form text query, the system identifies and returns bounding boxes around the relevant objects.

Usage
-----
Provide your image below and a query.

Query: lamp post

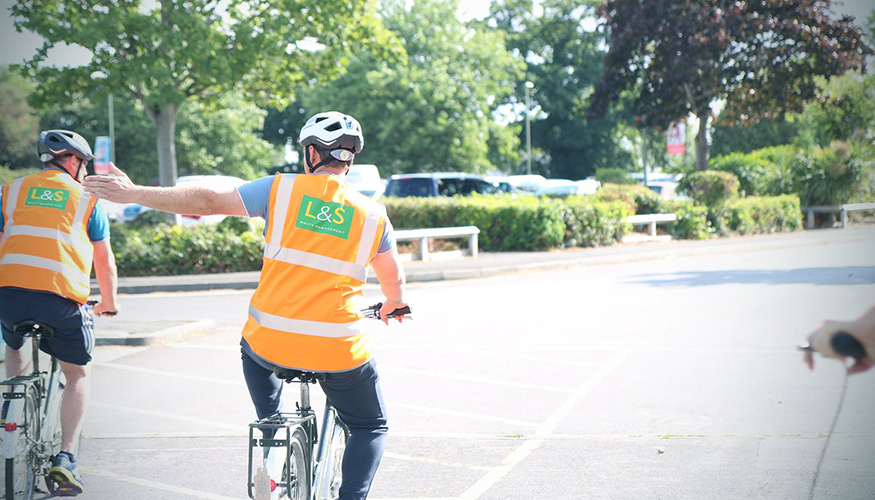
[524,81,534,175]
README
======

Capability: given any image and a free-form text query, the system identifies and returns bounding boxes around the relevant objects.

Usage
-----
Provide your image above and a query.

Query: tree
[264,0,523,175]
[588,0,873,171]
[40,91,283,184]
[12,0,398,186]
[711,117,799,157]
[0,68,40,169]
[491,0,635,179]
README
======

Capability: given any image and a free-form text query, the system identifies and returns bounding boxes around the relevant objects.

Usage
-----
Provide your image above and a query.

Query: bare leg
[58,361,90,454]
[4,343,33,378]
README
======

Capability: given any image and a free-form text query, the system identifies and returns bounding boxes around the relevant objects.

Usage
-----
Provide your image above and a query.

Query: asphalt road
[76,228,875,500]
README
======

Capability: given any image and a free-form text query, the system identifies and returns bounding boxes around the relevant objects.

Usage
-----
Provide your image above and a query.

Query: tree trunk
[694,110,709,171]
[146,104,180,187]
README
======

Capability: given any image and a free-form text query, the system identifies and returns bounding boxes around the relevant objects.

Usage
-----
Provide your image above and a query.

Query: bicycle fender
[1,388,26,459]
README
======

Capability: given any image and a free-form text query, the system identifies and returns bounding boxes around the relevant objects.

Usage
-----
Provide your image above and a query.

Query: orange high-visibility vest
[241,173,388,372]
[0,170,97,304]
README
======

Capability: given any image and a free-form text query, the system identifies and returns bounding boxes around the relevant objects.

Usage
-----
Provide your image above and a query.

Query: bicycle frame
[1,334,64,493]
[248,377,348,500]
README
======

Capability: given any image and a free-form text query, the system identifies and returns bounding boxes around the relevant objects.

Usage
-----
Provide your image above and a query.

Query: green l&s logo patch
[24,187,70,210]
[295,195,355,239]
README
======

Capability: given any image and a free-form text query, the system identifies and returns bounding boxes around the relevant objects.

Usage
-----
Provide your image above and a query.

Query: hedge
[110,216,265,277]
[728,195,803,235]
[594,183,665,215]
[663,200,710,240]
[381,195,631,251]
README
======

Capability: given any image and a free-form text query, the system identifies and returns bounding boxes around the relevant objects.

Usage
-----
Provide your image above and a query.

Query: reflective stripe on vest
[263,243,368,282]
[0,171,96,303]
[248,305,363,338]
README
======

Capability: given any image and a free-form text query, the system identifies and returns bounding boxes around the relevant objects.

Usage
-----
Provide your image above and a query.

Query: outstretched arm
[83,164,247,217]
[370,247,408,325]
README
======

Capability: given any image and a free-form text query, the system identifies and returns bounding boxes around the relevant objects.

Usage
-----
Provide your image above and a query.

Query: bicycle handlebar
[799,330,868,361]
[361,303,412,320]
[86,299,118,317]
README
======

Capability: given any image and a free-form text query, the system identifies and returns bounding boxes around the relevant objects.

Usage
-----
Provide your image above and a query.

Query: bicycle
[0,300,109,499]
[247,303,412,500]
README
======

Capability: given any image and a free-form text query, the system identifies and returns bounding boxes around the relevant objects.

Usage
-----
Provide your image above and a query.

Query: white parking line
[380,366,573,393]
[96,362,245,387]
[91,402,243,431]
[82,467,242,500]
[457,349,629,500]
[392,402,539,428]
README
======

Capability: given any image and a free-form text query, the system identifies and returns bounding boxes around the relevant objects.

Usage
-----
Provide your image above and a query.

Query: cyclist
[84,111,408,500]
[0,129,120,495]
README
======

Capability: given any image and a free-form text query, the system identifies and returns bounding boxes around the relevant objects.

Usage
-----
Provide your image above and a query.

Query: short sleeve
[237,175,275,220]
[87,199,111,242]
[377,217,395,254]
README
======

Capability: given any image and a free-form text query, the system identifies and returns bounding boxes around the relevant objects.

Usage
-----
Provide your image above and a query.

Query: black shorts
[0,287,94,366]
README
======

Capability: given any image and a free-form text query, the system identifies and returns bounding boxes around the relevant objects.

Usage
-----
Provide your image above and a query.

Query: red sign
[666,122,685,155]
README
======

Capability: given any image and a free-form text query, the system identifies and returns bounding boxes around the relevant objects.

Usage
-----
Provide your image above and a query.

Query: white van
[346,164,383,199]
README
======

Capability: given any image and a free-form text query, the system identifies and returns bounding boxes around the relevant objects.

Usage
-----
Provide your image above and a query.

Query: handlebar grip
[388,305,412,318]
[831,331,867,361]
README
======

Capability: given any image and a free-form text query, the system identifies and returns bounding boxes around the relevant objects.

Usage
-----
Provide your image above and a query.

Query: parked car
[382,173,504,198]
[506,174,547,193]
[123,175,246,224]
[346,164,384,199]
[646,181,687,200]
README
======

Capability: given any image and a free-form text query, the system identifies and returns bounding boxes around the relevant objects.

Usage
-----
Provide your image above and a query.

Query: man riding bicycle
[84,112,408,500]
[0,130,120,495]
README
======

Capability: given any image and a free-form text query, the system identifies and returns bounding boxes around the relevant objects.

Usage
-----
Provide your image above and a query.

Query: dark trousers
[241,346,388,500]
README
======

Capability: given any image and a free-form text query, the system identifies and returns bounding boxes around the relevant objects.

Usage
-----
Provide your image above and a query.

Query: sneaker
[49,451,84,496]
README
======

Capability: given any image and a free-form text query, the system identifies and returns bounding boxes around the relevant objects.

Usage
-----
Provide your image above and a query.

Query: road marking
[81,467,242,500]
[457,349,629,500]
[96,362,245,387]
[91,402,243,431]
[380,366,573,393]
[382,452,495,472]
[392,403,538,427]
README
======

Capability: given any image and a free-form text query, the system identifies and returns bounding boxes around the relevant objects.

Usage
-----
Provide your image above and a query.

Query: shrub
[0,166,39,185]
[728,195,802,235]
[792,141,871,206]
[560,197,632,247]
[111,222,264,277]
[709,152,776,196]
[664,200,710,240]
[595,183,665,214]
[594,168,635,185]
[678,170,739,208]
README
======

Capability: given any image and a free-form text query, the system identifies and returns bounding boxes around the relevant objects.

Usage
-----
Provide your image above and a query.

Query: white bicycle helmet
[298,112,363,172]
[37,130,94,162]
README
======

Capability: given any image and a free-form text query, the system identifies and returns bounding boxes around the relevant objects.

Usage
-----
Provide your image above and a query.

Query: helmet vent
[325,121,343,132]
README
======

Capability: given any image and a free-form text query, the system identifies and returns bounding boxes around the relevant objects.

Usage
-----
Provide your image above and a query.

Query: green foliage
[269,0,522,175]
[678,171,739,208]
[795,73,875,148]
[0,166,40,185]
[792,141,872,206]
[382,194,630,251]
[710,116,798,157]
[39,92,281,184]
[664,200,710,240]
[595,183,665,214]
[728,195,802,235]
[595,168,635,185]
[491,0,635,179]
[709,145,801,197]
[110,220,264,277]
[0,69,39,170]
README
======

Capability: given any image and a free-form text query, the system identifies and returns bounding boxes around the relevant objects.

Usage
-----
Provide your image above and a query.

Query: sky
[0,0,871,68]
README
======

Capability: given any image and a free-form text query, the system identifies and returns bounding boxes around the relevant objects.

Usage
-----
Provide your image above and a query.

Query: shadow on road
[625,266,875,288]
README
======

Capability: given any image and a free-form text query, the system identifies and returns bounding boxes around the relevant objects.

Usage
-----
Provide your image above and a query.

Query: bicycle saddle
[10,320,55,339]
[273,368,321,383]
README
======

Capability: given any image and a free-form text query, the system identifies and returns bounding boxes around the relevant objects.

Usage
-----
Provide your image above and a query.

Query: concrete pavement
[91,227,875,345]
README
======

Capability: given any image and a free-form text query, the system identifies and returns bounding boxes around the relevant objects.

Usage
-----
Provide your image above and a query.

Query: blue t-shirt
[237,174,395,254]
[0,172,110,243]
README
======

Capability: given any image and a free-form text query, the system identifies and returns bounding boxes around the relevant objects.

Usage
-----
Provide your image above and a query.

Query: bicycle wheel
[5,387,39,500]
[42,379,64,492]
[282,427,310,500]
[325,419,348,500]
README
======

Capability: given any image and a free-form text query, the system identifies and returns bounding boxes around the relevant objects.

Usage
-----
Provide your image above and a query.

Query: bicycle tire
[283,427,310,500]
[325,419,348,500]
[42,377,64,493]
[5,386,39,500]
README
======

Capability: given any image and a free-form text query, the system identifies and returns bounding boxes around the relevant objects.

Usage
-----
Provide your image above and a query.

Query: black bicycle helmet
[37,130,94,163]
